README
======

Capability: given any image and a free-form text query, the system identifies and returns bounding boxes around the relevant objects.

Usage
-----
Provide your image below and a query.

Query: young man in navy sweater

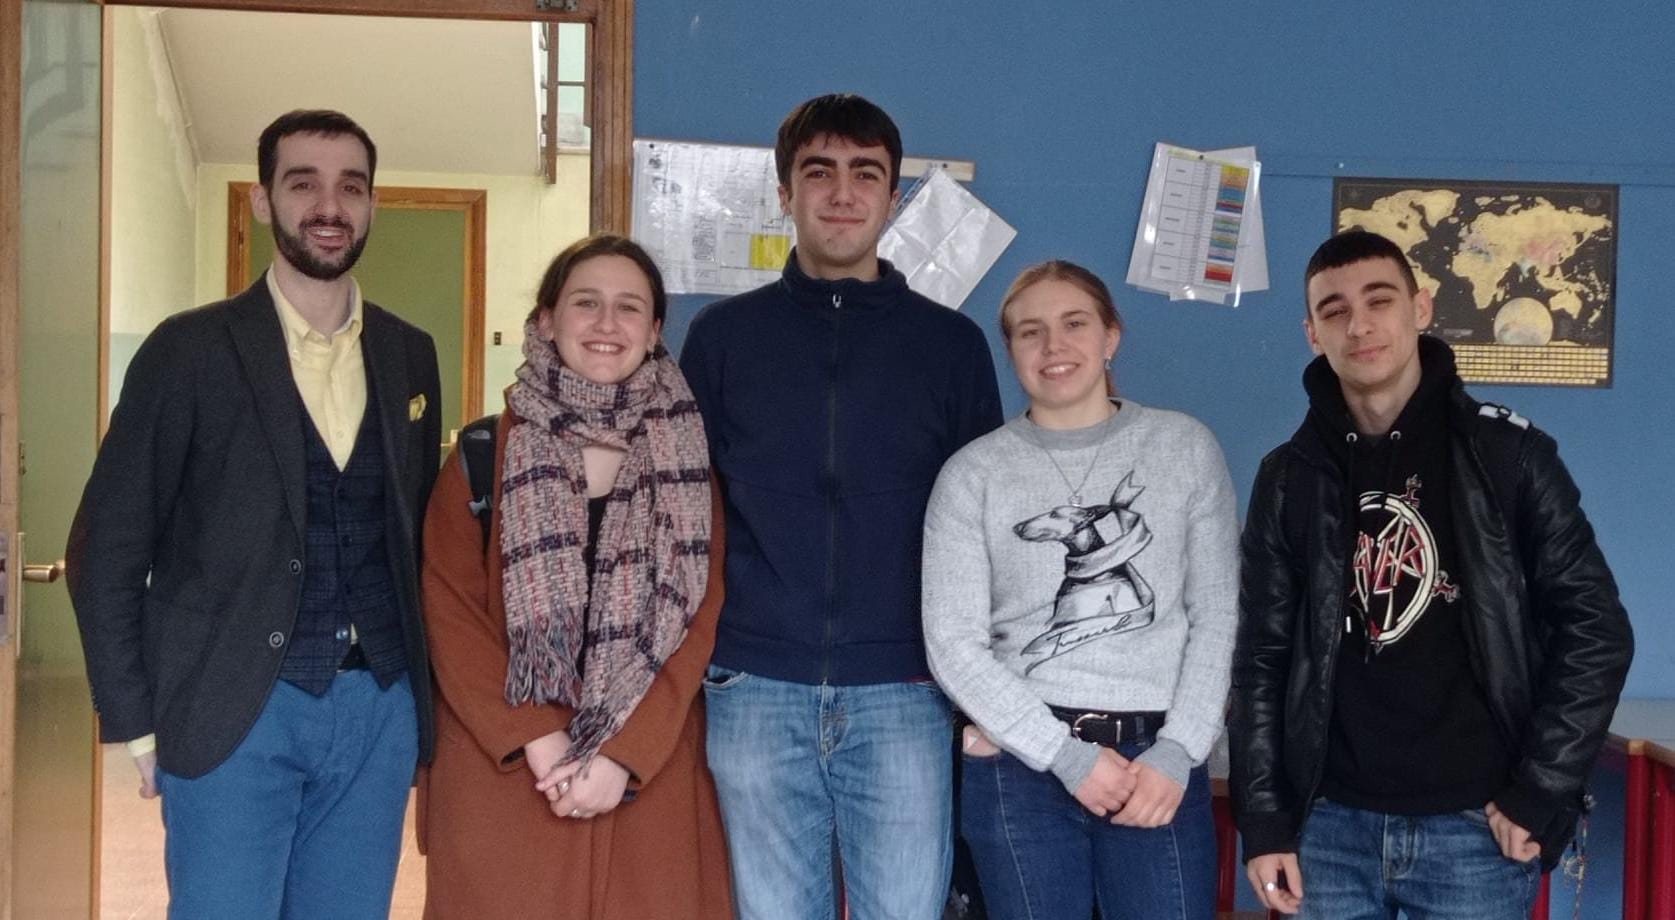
[680,93,1002,919]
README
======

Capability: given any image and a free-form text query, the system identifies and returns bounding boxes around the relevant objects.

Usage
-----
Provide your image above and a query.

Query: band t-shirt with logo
[1319,393,1512,817]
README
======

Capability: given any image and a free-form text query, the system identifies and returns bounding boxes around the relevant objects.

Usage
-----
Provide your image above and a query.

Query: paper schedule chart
[1127,143,1264,304]
[1150,150,1248,285]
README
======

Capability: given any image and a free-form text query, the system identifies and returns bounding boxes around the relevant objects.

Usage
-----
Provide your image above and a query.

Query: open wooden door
[2,0,105,916]
[1,1,633,916]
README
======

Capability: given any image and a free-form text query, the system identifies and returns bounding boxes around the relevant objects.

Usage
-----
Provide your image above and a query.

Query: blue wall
[638,1,1674,703]
[635,4,1669,915]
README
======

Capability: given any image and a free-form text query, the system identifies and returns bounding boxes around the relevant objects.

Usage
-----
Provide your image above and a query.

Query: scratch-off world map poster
[1334,178,1618,387]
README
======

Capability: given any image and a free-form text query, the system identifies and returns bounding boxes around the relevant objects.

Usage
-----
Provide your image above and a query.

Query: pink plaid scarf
[500,320,710,765]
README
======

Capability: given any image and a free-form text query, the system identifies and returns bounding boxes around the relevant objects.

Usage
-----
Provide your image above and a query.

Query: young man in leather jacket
[1228,229,1632,918]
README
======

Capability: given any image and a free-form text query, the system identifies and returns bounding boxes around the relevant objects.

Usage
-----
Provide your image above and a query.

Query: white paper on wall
[878,167,1017,310]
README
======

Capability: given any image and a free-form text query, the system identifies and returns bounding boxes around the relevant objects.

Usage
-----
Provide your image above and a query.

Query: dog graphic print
[1012,472,1155,673]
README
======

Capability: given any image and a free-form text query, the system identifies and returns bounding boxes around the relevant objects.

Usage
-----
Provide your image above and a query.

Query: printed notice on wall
[631,139,793,296]
[1126,143,1265,305]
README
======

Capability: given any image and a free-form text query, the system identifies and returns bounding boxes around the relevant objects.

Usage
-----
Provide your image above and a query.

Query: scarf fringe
[561,703,625,767]
[504,616,583,706]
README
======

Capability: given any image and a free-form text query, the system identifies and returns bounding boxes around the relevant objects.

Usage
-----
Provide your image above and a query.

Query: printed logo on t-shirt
[1351,475,1460,649]
[1011,472,1155,673]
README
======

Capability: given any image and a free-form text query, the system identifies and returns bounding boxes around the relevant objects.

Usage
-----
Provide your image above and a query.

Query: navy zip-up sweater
[680,252,1003,685]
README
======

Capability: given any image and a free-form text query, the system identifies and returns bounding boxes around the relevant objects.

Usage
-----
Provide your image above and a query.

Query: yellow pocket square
[408,394,427,422]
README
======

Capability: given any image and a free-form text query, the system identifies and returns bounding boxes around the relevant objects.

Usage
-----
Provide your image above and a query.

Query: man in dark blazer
[67,110,441,920]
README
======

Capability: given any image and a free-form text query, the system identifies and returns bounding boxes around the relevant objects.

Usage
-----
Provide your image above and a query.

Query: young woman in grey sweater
[923,261,1239,919]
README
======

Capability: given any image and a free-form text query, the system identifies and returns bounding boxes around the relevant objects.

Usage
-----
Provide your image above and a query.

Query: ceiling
[156,7,544,176]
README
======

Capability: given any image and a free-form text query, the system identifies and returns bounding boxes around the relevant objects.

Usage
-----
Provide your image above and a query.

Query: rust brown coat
[416,414,732,919]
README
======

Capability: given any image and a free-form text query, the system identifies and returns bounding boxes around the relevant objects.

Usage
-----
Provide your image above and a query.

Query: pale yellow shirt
[268,267,368,470]
[127,269,368,760]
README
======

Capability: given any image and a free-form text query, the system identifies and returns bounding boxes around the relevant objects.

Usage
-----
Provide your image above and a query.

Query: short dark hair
[257,110,377,190]
[775,94,904,192]
[1304,230,1419,301]
[527,233,669,326]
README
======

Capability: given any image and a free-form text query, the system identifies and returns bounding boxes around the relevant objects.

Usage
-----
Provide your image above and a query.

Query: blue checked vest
[278,387,407,693]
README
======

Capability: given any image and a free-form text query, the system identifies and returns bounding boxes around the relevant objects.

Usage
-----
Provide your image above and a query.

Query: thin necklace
[1026,411,1112,506]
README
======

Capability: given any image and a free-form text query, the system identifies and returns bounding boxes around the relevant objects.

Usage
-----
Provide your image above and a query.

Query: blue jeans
[959,746,1215,920]
[156,671,418,920]
[704,668,954,920]
[1297,798,1540,920]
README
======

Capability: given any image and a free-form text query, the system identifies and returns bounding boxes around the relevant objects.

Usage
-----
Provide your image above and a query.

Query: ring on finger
[570,808,583,818]
[557,779,571,796]
[1263,881,1278,892]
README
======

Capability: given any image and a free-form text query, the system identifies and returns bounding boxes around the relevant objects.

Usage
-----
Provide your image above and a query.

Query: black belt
[337,643,368,671]
[1049,707,1165,747]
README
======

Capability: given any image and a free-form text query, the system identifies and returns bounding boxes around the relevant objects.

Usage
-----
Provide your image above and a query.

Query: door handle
[4,533,66,656]
[22,559,65,583]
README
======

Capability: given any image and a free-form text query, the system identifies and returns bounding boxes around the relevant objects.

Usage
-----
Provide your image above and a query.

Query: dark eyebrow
[567,286,647,304]
[1310,292,1346,314]
[280,165,370,184]
[1312,279,1402,314]
[798,155,887,176]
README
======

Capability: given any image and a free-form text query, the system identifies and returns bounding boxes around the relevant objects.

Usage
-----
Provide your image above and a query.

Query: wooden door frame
[227,181,489,423]
[0,1,632,916]
[1,0,23,912]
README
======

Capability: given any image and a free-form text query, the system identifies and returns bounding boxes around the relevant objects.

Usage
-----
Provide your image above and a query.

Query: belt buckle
[1072,712,1122,743]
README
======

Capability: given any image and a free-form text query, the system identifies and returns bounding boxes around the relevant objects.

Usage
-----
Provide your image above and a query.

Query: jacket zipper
[1301,450,1344,820]
[821,293,842,685]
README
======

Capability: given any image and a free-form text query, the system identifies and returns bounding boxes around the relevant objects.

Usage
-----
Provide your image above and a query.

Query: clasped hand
[1078,752,1183,827]
[523,728,629,820]
[965,725,1183,827]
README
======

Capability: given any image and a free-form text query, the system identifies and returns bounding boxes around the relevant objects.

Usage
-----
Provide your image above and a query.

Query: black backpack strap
[1471,402,1530,535]
[457,414,499,548]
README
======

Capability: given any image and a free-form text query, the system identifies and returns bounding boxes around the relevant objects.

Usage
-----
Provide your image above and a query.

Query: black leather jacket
[1229,344,1632,869]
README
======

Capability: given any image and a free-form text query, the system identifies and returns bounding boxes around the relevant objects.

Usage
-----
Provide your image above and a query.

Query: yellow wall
[109,7,200,409]
[110,0,592,416]
[195,154,590,410]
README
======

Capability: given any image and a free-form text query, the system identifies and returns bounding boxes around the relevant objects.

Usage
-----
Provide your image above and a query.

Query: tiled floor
[98,745,429,919]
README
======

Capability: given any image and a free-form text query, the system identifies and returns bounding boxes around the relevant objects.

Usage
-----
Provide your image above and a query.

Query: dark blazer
[67,280,442,779]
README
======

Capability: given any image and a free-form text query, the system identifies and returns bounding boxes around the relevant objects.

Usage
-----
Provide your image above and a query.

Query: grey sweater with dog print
[923,400,1239,793]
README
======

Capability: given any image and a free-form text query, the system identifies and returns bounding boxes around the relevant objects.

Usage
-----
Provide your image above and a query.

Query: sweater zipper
[821,293,842,684]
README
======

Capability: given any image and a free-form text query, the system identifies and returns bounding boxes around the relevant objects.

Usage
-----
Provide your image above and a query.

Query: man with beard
[67,110,442,919]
